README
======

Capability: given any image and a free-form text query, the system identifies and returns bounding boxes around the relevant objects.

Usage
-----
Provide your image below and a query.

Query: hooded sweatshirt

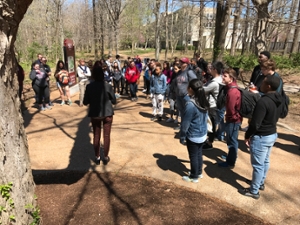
[245,92,281,139]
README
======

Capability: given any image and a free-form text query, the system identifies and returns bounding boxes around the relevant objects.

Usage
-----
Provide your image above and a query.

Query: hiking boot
[239,188,260,200]
[245,179,265,191]
[182,176,198,183]
[202,143,213,150]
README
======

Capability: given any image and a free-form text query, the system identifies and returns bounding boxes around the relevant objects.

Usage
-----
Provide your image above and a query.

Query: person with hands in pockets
[180,79,210,183]
[150,62,167,121]
[77,59,91,107]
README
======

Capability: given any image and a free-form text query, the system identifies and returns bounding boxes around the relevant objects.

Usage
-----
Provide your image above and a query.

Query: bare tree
[230,0,243,56]
[1,0,37,224]
[291,0,300,53]
[284,0,299,55]
[197,1,205,56]
[165,0,169,60]
[153,0,162,60]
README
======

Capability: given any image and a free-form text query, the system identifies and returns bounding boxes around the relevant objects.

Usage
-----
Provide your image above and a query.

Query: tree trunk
[213,0,232,61]
[197,1,205,56]
[283,0,298,55]
[251,0,272,55]
[93,0,98,59]
[230,1,242,56]
[241,0,250,55]
[0,0,36,224]
[291,0,300,53]
[164,0,169,61]
[154,0,161,60]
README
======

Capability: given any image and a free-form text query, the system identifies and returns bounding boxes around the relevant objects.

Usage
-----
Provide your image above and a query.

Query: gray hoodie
[203,76,224,108]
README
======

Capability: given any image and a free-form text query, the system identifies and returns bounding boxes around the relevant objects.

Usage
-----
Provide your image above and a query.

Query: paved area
[24,89,300,225]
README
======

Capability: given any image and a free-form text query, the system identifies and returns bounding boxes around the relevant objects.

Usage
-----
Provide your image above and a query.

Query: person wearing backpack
[240,75,282,199]
[77,59,91,107]
[218,68,242,168]
[202,61,224,150]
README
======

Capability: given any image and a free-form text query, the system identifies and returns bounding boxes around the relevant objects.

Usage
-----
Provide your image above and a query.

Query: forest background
[16,0,300,75]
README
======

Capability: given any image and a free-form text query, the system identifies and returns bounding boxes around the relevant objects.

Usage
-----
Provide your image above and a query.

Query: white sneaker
[182,176,198,183]
[142,89,146,93]
[166,118,174,123]
[188,172,203,179]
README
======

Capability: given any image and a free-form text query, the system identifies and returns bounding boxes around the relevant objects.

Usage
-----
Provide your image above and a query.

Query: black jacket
[245,92,281,139]
[83,81,116,117]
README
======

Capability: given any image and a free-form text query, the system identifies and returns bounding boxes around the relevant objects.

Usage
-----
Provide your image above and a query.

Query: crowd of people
[22,51,287,200]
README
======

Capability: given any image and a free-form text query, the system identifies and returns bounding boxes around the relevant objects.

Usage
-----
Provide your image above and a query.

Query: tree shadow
[153,153,189,177]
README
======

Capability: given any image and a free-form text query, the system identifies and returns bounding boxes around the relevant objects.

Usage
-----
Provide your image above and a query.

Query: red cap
[180,57,190,64]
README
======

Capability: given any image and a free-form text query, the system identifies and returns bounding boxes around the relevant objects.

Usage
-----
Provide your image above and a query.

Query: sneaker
[174,126,180,130]
[45,105,52,110]
[174,119,178,124]
[182,176,198,183]
[60,101,65,106]
[102,156,110,165]
[166,118,174,123]
[245,179,265,191]
[218,162,235,168]
[202,143,213,150]
[221,155,227,160]
[68,100,72,106]
[95,157,101,165]
[142,89,146,93]
[188,172,203,179]
[239,188,260,199]
[39,106,46,111]
[49,102,54,106]
[151,116,156,121]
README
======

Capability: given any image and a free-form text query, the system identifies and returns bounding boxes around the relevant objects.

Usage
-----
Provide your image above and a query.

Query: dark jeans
[113,79,121,93]
[145,79,150,95]
[225,122,241,166]
[187,138,204,179]
[91,116,113,158]
[216,107,226,141]
[208,107,218,143]
[129,83,137,98]
[32,84,50,104]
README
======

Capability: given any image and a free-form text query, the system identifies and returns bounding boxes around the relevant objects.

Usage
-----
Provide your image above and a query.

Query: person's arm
[245,100,267,139]
[180,102,193,144]
[187,69,197,81]
[203,81,218,95]
[107,84,117,104]
[86,67,91,77]
[29,70,37,81]
[77,66,85,78]
[162,75,167,94]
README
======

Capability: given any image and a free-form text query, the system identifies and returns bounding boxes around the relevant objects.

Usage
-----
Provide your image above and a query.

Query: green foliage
[0,182,13,201]
[25,204,41,225]
[27,42,43,62]
[223,54,257,71]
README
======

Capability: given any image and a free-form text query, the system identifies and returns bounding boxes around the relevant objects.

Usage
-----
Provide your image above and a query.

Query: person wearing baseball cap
[174,57,197,130]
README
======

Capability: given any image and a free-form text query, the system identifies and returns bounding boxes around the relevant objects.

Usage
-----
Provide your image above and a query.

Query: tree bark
[93,0,98,59]
[197,1,205,56]
[251,0,273,55]
[241,0,250,55]
[0,0,36,224]
[230,0,242,56]
[164,0,169,60]
[291,0,300,53]
[154,0,161,60]
[213,0,233,61]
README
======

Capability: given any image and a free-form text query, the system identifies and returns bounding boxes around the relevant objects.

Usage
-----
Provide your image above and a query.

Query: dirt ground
[23,59,300,224]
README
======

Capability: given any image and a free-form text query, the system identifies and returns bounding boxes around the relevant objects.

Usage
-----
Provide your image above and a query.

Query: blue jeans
[186,138,204,178]
[225,122,241,166]
[216,107,226,141]
[250,133,277,194]
[176,95,186,122]
[129,83,137,98]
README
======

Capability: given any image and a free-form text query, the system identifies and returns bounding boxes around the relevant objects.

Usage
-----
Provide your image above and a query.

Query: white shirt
[77,65,91,83]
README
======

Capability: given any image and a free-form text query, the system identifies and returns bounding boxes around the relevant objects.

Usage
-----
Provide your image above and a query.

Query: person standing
[203,61,224,150]
[54,60,72,106]
[218,68,241,168]
[83,66,116,165]
[241,75,282,199]
[250,51,271,90]
[180,79,210,183]
[77,59,91,107]
[174,57,197,129]
[41,57,53,106]
[111,62,122,98]
[125,61,140,101]
[150,62,167,121]
[31,53,43,69]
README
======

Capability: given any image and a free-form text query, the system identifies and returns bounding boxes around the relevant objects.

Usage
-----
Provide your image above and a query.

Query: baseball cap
[180,57,190,64]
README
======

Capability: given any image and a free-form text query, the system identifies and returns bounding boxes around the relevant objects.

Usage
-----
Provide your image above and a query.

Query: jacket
[125,66,140,84]
[245,92,281,139]
[225,81,242,123]
[77,65,91,83]
[180,95,208,143]
[83,81,116,117]
[150,74,167,95]
[204,76,223,108]
[175,68,197,97]
[30,68,48,87]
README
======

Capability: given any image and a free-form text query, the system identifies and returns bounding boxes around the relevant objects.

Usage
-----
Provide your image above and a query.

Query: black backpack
[237,88,261,119]
[278,86,290,118]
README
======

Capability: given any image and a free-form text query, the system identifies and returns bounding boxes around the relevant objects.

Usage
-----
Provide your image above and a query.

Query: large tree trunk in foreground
[0,0,36,224]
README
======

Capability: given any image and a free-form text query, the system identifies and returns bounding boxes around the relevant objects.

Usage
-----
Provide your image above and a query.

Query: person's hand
[244,138,250,147]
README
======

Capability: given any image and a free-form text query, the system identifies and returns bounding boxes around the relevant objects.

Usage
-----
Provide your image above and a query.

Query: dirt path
[24,84,300,224]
